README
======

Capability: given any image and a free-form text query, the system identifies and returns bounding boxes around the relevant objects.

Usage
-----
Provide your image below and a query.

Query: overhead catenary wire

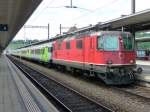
[31,0,56,23]
[32,0,119,23]
[72,0,119,21]
[22,0,128,40]
[47,6,93,12]
[30,0,119,24]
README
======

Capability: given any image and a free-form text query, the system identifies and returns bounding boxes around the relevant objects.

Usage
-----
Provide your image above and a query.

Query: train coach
[11,31,137,85]
[12,41,53,63]
[136,49,150,60]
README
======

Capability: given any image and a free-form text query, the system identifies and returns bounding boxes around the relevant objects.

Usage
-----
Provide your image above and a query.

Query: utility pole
[131,0,135,14]
[23,25,26,46]
[60,24,62,35]
[71,0,72,8]
[131,0,136,49]
[48,23,50,39]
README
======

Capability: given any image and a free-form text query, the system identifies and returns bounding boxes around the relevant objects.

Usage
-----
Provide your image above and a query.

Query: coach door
[44,47,48,62]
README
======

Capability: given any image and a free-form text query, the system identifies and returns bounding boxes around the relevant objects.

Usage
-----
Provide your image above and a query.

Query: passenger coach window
[48,47,51,52]
[31,50,34,54]
[76,40,82,49]
[66,41,70,49]
[38,49,40,54]
[97,36,103,49]
[48,47,53,52]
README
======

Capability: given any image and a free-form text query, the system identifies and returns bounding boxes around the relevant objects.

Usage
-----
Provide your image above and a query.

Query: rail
[8,56,113,112]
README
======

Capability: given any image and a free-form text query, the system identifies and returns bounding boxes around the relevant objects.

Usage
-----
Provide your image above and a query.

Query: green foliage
[6,39,40,50]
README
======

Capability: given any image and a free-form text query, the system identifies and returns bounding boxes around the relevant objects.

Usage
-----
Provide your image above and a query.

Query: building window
[76,40,82,49]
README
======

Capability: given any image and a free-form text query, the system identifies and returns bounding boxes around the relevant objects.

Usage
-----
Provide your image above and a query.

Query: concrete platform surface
[136,60,150,86]
[0,55,59,112]
[136,60,150,66]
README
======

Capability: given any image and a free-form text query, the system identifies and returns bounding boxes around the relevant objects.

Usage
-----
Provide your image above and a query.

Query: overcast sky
[14,0,150,40]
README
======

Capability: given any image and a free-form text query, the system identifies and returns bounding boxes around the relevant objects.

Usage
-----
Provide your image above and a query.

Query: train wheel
[137,67,143,74]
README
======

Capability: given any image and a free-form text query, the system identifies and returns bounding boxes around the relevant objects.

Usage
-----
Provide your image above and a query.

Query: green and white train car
[30,42,52,63]
[11,40,53,63]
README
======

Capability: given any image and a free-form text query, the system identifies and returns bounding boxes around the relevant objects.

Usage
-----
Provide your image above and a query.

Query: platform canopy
[95,9,150,32]
[136,37,150,42]
[0,0,42,53]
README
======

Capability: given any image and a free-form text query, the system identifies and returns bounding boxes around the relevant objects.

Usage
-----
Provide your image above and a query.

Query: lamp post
[48,23,50,39]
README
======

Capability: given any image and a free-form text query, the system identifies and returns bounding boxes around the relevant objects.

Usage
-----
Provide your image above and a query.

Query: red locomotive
[52,31,136,85]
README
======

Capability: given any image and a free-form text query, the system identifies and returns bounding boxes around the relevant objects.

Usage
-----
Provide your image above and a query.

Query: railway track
[8,56,113,112]
[115,85,150,100]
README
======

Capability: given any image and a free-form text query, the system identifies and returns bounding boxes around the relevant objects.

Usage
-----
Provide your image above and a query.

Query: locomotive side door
[83,35,95,71]
[88,36,95,75]
[89,36,94,63]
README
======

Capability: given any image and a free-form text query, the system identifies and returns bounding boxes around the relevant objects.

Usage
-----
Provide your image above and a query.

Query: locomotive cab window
[97,36,103,49]
[97,35,119,51]
[104,35,118,50]
[76,40,82,49]
[122,33,133,50]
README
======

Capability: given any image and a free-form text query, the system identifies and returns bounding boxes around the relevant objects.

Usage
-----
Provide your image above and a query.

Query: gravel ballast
[14,57,150,112]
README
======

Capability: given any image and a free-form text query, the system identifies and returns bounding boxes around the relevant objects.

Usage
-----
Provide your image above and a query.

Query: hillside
[6,40,40,50]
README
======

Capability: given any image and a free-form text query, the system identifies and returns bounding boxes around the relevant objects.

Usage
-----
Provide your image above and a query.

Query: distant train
[136,49,150,60]
[11,31,137,85]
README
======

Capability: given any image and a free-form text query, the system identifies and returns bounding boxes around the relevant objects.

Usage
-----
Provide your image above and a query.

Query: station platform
[136,60,150,86]
[0,55,59,112]
[136,60,150,66]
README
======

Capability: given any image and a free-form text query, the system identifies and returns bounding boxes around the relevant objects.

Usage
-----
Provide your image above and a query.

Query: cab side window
[97,36,103,49]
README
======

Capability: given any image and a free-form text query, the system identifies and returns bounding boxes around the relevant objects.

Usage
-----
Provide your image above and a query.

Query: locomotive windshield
[121,33,133,50]
[97,35,118,51]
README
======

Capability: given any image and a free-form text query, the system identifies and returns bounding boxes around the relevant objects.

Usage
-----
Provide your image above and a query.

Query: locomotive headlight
[130,59,134,64]
[107,60,113,64]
